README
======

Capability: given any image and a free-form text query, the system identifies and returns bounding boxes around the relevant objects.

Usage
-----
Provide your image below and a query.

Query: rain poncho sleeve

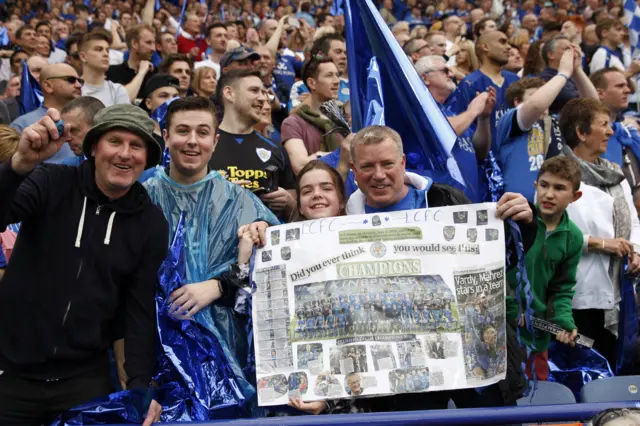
[144,168,279,416]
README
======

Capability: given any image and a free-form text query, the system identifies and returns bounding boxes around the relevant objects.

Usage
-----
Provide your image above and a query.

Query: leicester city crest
[453,211,468,224]
[476,209,488,226]
[467,228,477,243]
[256,147,272,163]
[372,215,382,226]
[370,242,387,258]
[443,226,456,241]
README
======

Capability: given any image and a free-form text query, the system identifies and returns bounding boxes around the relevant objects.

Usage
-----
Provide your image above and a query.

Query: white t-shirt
[590,46,626,75]
[109,49,124,66]
[82,80,130,107]
[194,59,221,79]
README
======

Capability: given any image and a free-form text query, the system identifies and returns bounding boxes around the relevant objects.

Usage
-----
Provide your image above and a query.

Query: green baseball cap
[83,103,162,169]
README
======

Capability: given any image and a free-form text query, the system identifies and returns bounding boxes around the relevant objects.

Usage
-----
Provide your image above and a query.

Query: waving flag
[625,0,640,57]
[175,0,188,38]
[344,0,464,188]
[18,61,43,116]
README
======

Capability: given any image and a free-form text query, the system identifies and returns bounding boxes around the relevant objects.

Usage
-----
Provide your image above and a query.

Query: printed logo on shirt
[527,123,545,172]
[256,148,272,163]
[217,167,267,190]
[458,136,474,153]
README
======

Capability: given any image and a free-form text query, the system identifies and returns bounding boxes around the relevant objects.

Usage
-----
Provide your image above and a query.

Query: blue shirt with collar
[10,106,75,164]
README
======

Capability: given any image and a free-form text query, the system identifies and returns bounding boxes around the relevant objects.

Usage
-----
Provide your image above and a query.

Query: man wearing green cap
[0,104,166,425]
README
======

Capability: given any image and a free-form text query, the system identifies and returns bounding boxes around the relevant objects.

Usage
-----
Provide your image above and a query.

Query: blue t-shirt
[495,107,543,202]
[0,246,6,268]
[364,186,425,213]
[451,70,520,154]
[273,53,303,100]
[11,106,75,164]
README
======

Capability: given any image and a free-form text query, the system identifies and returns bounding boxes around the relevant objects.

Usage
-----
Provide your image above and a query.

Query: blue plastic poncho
[144,168,279,419]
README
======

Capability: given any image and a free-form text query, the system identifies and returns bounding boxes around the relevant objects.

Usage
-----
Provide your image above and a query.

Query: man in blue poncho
[143,96,279,413]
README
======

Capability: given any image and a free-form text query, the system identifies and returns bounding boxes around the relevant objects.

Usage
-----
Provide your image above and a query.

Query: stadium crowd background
[2,0,640,423]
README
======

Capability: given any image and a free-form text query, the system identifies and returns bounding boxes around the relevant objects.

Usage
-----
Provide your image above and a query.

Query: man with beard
[452,31,520,149]
[107,24,156,101]
[209,69,296,218]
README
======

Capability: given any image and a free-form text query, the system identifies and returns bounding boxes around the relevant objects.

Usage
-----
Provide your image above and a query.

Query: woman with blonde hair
[509,29,531,60]
[450,40,478,80]
[191,66,217,99]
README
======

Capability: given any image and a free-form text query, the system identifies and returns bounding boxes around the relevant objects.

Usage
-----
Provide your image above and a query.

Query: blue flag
[155,0,161,11]
[344,0,465,189]
[18,60,43,116]
[175,0,188,38]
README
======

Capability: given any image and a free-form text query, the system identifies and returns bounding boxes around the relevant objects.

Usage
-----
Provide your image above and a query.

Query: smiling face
[91,129,148,198]
[308,61,340,102]
[225,75,267,124]
[164,110,217,182]
[352,138,407,209]
[298,168,343,219]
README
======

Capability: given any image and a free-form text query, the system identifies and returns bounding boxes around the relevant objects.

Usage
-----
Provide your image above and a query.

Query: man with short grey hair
[415,55,493,202]
[403,37,431,64]
[60,96,106,166]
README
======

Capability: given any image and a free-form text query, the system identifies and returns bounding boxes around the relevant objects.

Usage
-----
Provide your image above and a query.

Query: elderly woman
[559,98,640,371]
[191,66,217,99]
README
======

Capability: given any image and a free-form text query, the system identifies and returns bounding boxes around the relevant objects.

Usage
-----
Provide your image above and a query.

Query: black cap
[220,47,260,70]
[139,74,180,112]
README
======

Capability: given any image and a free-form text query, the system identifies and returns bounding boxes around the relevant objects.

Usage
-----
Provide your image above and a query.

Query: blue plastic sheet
[548,341,614,400]
[143,168,279,420]
[50,389,153,425]
[153,212,246,421]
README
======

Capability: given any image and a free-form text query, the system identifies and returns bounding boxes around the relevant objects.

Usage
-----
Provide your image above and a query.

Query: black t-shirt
[106,61,155,99]
[209,129,295,193]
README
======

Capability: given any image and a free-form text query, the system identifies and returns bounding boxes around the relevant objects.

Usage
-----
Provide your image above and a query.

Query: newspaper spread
[252,203,506,406]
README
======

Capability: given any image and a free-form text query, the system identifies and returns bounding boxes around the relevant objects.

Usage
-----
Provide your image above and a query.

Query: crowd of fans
[0,0,640,423]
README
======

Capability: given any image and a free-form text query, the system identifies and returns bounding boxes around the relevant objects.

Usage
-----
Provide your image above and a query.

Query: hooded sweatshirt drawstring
[75,196,117,247]
[104,211,116,245]
[75,197,87,248]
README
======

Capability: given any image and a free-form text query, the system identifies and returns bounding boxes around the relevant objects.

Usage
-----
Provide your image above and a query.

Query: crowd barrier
[98,401,640,426]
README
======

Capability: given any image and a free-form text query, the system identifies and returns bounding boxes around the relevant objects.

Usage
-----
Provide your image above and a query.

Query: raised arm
[517,50,574,130]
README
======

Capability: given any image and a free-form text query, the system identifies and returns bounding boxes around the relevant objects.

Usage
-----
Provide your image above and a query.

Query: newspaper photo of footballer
[388,367,430,393]
[291,275,459,342]
[288,372,309,397]
[258,374,289,402]
[330,345,368,374]
[426,333,447,359]
[454,265,506,382]
[297,343,323,372]
[314,372,342,397]
[397,341,427,368]
[371,344,397,371]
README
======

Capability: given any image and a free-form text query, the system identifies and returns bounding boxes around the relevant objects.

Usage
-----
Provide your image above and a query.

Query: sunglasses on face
[46,76,85,85]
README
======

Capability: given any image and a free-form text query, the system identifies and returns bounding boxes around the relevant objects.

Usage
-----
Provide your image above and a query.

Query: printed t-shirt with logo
[495,107,564,202]
[209,129,296,193]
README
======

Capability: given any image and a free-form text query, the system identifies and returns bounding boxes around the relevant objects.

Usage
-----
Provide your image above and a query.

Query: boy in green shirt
[506,156,584,380]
